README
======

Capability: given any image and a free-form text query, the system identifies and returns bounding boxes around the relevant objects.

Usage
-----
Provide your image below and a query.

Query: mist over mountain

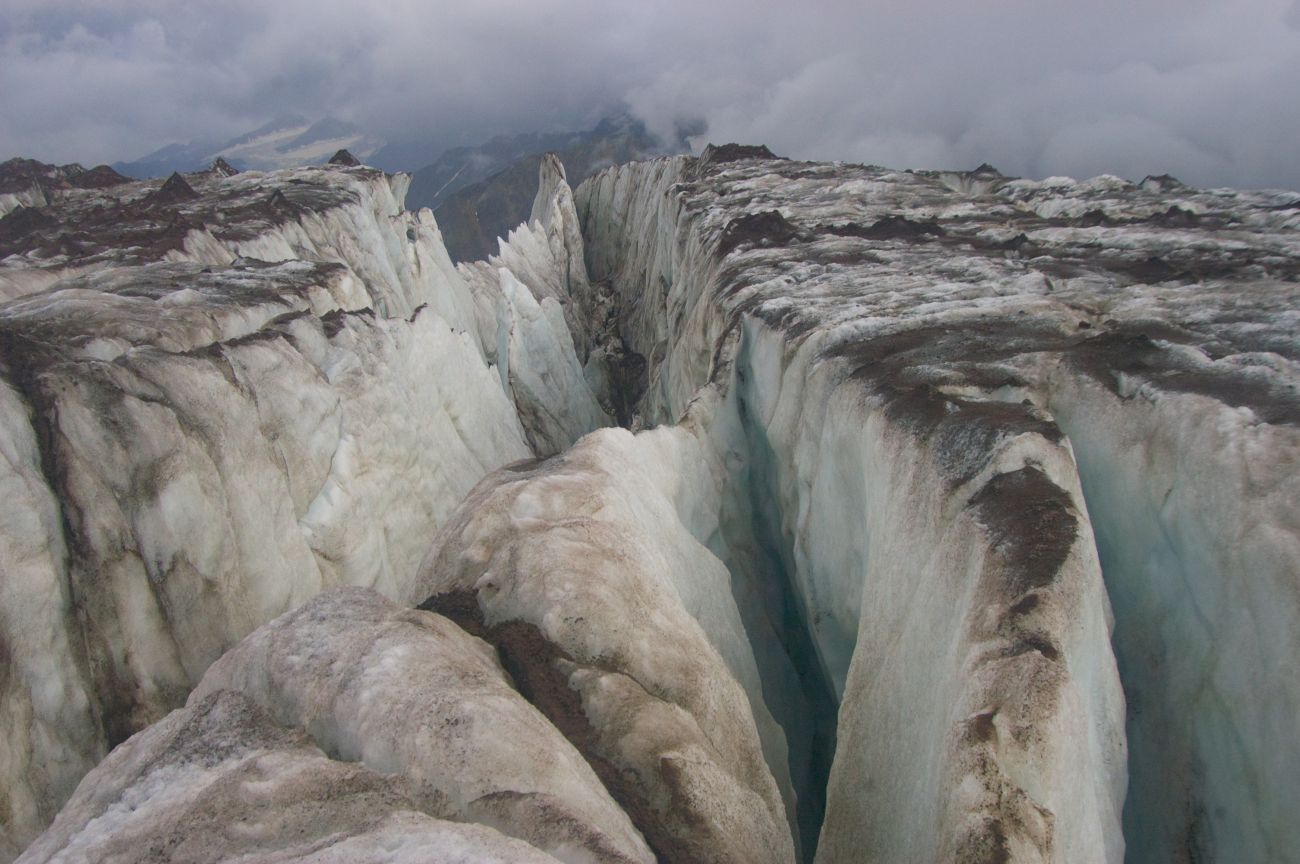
[112,115,384,178]
[4,1,1300,190]
[414,115,687,261]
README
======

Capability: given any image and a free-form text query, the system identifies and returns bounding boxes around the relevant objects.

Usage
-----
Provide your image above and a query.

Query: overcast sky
[3,0,1298,189]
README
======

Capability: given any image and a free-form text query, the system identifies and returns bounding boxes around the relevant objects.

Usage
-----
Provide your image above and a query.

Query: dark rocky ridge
[0,157,383,283]
[0,158,130,197]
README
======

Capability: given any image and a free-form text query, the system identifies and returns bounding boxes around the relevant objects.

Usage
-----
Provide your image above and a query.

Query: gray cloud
[2,0,1298,189]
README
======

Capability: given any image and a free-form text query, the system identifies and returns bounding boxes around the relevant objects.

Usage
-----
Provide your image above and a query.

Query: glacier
[0,143,1295,864]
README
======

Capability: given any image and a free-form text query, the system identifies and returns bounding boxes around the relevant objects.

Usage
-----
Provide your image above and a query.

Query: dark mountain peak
[1,158,131,197]
[699,143,782,167]
[146,172,199,205]
[0,156,44,173]
[71,165,131,189]
[209,157,240,177]
[972,162,1003,176]
[328,149,361,167]
[0,157,65,194]
[1140,174,1187,192]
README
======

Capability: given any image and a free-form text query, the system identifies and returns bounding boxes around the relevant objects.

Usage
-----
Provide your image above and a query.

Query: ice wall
[576,150,1299,862]
[1047,374,1300,863]
[0,160,614,857]
[416,428,797,863]
[577,157,1126,862]
[6,146,1296,864]
[457,154,613,454]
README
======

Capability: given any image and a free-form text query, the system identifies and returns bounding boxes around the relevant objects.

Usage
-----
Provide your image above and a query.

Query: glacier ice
[190,588,654,863]
[417,427,797,863]
[0,160,556,855]
[18,687,573,864]
[579,155,1127,863]
[1046,373,1300,863]
[1,144,1297,864]
[576,149,1297,863]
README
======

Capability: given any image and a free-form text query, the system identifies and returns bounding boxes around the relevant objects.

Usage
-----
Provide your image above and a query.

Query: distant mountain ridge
[415,116,687,262]
[112,113,686,261]
[113,116,383,178]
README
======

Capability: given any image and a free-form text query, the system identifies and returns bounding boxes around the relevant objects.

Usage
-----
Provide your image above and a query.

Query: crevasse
[573,150,1298,864]
[3,148,1296,864]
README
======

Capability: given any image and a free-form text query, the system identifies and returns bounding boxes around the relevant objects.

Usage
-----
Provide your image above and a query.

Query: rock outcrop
[0,158,130,219]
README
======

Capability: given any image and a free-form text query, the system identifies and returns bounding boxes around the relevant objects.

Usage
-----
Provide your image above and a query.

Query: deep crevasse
[574,150,1298,863]
[576,154,1126,862]
[4,147,1297,864]
[0,159,613,858]
[1044,373,1300,863]
[3,154,803,864]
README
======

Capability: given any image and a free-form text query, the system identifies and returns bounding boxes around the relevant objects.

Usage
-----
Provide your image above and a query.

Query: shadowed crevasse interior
[729,331,839,861]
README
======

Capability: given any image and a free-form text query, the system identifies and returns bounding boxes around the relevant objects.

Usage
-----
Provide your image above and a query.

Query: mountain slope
[112,116,383,178]
[411,116,683,262]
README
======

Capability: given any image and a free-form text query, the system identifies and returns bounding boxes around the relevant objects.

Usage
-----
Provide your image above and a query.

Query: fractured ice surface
[189,588,653,863]
[4,144,1297,864]
[0,158,599,856]
[457,154,613,454]
[578,148,1298,863]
